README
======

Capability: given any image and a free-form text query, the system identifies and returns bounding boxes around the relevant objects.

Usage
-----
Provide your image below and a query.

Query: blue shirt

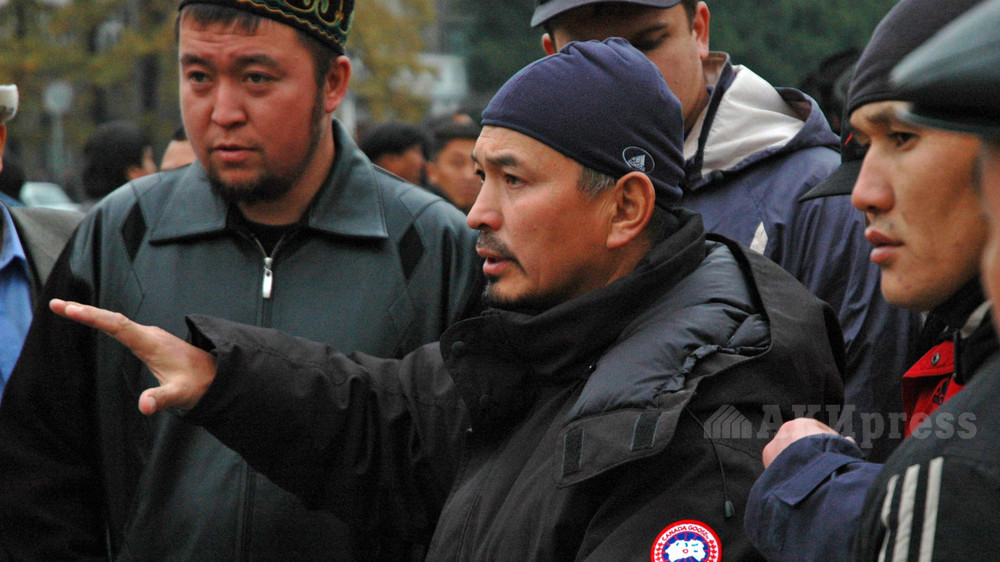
[0,203,33,401]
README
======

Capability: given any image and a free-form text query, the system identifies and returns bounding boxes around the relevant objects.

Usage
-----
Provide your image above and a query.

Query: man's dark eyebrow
[179,53,281,71]
[471,152,520,169]
[235,54,281,70]
[180,54,212,68]
[856,104,909,130]
[631,23,670,39]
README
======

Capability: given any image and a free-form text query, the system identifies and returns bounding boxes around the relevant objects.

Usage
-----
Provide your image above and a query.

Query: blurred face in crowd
[467,126,623,311]
[160,139,196,170]
[977,140,1000,329]
[851,100,986,311]
[127,146,158,180]
[178,12,348,222]
[427,137,480,213]
[543,3,710,130]
[374,145,425,185]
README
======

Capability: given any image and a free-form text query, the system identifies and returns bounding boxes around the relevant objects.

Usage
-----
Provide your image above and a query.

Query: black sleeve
[184,314,468,540]
[0,232,107,560]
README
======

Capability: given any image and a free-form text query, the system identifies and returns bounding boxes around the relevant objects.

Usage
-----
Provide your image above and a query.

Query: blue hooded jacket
[679,54,918,464]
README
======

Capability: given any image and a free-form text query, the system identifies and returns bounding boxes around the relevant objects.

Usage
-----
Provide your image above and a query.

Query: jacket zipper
[237,231,292,560]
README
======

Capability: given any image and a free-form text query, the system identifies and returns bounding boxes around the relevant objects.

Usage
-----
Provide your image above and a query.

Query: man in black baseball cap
[531,0,918,466]
[744,1,993,560]
[0,1,481,560]
[851,1,1000,558]
[46,38,845,561]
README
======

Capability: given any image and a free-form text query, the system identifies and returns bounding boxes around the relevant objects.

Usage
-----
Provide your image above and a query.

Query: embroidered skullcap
[178,0,354,55]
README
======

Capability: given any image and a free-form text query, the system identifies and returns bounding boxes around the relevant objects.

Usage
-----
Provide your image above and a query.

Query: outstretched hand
[49,299,217,415]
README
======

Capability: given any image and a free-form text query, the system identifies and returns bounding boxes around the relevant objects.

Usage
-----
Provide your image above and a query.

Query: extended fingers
[50,299,156,352]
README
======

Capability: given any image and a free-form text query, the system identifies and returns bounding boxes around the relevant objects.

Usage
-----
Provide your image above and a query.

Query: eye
[504,174,523,187]
[475,169,485,183]
[187,71,210,84]
[246,73,271,84]
[630,36,666,52]
[888,131,916,148]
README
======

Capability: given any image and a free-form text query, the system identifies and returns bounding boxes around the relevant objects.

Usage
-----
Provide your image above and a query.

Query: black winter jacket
[0,122,480,560]
[182,210,844,560]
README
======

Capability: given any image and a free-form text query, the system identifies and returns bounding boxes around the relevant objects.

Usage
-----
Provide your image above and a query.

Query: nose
[210,79,247,128]
[466,178,499,232]
[851,152,894,216]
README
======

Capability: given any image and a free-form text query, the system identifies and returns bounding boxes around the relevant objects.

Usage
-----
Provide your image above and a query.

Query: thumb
[138,383,194,416]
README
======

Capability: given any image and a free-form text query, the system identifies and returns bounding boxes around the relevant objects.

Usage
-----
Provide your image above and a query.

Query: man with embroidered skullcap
[0,1,479,559]
[851,0,1000,557]
[49,38,843,560]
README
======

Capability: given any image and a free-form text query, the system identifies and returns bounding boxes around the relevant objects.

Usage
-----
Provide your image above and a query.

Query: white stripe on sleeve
[918,457,944,562]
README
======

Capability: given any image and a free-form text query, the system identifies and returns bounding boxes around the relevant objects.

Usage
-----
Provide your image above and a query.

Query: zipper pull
[262,256,274,299]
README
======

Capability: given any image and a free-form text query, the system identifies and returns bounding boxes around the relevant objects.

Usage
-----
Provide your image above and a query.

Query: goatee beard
[207,90,326,207]
[208,172,295,206]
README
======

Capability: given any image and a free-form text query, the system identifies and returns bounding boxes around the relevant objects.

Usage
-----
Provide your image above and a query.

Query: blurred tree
[0,0,177,184]
[456,0,538,97]
[456,0,897,100]
[350,0,435,122]
[712,0,898,87]
[0,0,437,182]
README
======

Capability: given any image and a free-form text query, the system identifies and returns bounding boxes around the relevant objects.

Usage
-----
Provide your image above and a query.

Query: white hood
[684,54,806,177]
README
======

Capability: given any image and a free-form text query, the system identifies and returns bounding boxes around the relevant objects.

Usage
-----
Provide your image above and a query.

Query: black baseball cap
[531,0,682,27]
[797,0,984,202]
[893,0,1000,139]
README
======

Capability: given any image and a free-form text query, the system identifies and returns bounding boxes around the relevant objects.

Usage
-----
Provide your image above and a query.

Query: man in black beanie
[743,1,991,560]
[849,1,1000,557]
[49,38,844,561]
[0,1,479,560]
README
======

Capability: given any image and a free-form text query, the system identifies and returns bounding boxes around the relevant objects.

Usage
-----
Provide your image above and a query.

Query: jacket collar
[444,209,707,381]
[441,210,707,431]
[149,120,389,242]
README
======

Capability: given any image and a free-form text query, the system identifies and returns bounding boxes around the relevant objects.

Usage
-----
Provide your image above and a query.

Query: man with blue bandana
[51,38,843,560]
[0,85,81,403]
[0,1,479,559]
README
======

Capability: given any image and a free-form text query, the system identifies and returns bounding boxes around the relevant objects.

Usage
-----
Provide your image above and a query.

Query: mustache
[476,232,516,261]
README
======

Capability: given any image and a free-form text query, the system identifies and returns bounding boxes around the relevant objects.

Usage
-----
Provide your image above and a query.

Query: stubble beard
[208,90,327,206]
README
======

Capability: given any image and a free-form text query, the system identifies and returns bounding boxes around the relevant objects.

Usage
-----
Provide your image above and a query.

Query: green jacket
[0,121,480,561]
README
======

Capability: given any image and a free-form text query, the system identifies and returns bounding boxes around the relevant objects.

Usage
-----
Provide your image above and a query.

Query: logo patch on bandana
[623,146,655,173]
[650,520,721,562]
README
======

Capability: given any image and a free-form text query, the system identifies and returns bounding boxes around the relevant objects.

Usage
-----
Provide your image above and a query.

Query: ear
[542,33,558,56]
[322,56,352,114]
[606,172,655,250]
[693,2,711,60]
[425,160,441,186]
